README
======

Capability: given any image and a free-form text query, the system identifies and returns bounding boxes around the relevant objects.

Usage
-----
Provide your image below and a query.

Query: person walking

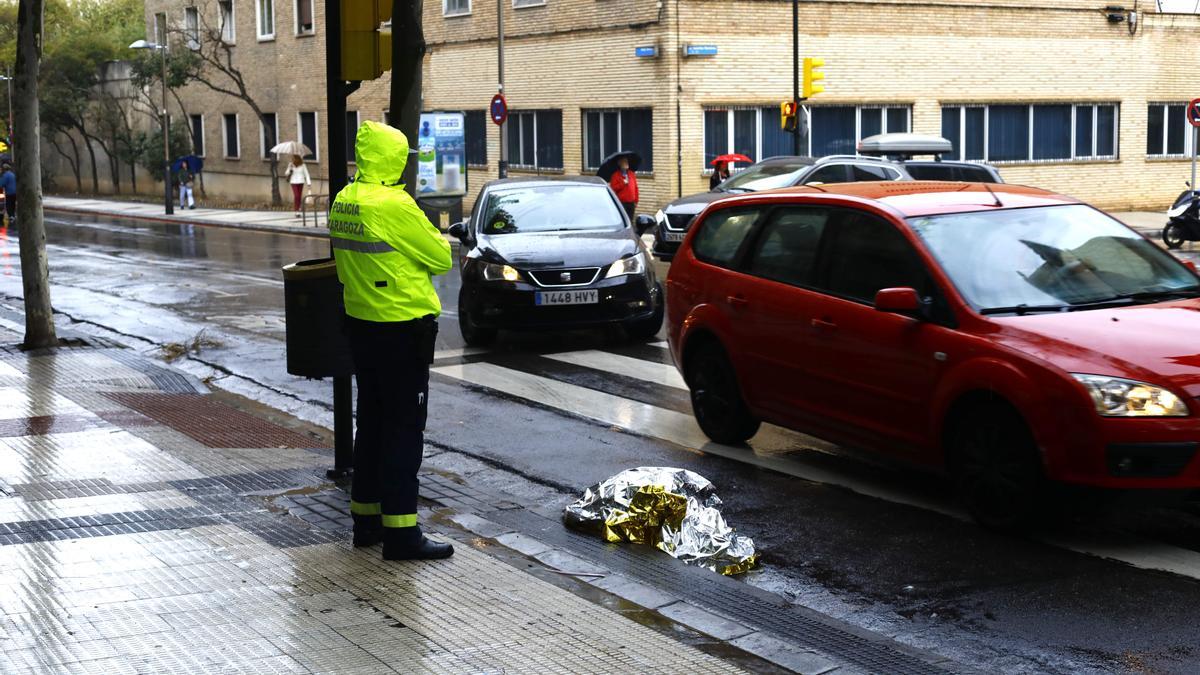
[178,165,196,210]
[608,156,639,221]
[0,162,15,226]
[284,154,311,217]
[329,121,454,561]
[710,160,731,190]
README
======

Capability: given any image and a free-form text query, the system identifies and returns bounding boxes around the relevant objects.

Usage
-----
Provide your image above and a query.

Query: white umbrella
[270,140,312,156]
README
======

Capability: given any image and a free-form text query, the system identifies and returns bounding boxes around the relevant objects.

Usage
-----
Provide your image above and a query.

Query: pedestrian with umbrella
[709,153,752,190]
[598,150,641,221]
[271,141,314,217]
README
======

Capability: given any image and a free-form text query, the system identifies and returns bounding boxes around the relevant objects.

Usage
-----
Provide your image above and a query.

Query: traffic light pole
[791,0,801,156]
[326,0,354,479]
[390,0,424,195]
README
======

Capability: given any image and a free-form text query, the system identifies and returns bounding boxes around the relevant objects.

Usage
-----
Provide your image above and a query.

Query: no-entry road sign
[490,94,508,126]
[1188,98,1200,128]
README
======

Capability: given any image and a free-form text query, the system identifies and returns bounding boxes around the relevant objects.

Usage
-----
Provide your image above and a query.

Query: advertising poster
[416,112,467,198]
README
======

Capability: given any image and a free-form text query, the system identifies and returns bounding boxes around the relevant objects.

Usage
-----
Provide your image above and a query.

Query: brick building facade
[133,0,1200,212]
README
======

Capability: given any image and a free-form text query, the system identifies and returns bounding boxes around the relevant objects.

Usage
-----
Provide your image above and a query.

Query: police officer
[330,121,454,560]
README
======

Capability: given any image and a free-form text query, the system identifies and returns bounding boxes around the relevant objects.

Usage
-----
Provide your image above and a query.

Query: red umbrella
[711,153,753,166]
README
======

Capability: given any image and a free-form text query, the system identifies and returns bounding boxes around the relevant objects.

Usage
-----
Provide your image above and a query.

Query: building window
[444,0,471,16]
[295,0,314,34]
[298,111,318,160]
[190,114,205,157]
[703,105,907,168]
[218,0,235,43]
[256,0,275,39]
[346,111,359,162]
[184,7,200,49]
[223,114,240,159]
[942,104,1118,162]
[513,0,545,7]
[1147,103,1190,157]
[465,110,487,166]
[508,110,562,170]
[153,12,167,45]
[583,109,653,172]
[261,113,277,159]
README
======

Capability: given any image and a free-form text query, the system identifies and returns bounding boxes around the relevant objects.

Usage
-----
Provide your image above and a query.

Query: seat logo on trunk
[560,272,572,282]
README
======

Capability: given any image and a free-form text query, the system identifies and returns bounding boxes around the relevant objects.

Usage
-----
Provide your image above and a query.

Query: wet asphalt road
[3,212,1200,674]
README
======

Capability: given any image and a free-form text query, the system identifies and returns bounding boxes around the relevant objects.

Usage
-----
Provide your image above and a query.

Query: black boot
[382,527,454,560]
[352,514,382,547]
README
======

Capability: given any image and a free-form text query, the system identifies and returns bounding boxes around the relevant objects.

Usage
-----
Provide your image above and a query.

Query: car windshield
[481,184,624,234]
[908,205,1200,314]
[718,162,810,192]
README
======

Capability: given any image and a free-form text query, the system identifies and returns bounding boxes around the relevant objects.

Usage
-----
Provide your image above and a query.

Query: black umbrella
[171,155,204,174]
[596,150,641,181]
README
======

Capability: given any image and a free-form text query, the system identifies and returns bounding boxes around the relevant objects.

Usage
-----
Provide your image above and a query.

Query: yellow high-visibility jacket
[330,121,452,322]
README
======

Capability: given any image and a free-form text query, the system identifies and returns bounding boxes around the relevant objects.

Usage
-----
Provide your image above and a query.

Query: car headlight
[1071,374,1188,417]
[481,262,521,282]
[655,209,667,227]
[606,252,647,279]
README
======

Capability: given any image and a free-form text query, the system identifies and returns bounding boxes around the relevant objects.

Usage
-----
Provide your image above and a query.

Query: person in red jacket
[608,156,639,220]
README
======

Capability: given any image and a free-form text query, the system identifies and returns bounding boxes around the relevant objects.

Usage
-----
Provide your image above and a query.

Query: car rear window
[691,208,760,266]
[905,163,998,183]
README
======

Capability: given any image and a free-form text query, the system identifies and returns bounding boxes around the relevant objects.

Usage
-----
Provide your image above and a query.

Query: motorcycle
[1163,182,1200,249]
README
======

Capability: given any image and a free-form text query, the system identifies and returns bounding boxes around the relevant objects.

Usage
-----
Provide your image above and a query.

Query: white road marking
[436,359,1200,583]
[543,349,687,389]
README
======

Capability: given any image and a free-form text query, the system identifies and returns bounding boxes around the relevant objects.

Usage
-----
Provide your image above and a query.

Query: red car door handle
[811,317,838,330]
[726,295,749,308]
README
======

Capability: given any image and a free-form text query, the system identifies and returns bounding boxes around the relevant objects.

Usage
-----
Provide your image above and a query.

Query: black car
[448,177,663,346]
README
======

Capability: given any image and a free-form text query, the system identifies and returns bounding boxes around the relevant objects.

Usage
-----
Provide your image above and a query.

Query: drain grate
[488,509,953,675]
[103,393,322,449]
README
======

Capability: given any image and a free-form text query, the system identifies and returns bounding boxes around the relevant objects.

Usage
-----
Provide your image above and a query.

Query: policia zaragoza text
[330,121,454,561]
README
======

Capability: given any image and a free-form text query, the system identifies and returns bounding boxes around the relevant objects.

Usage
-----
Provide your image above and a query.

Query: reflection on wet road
[3,212,1200,672]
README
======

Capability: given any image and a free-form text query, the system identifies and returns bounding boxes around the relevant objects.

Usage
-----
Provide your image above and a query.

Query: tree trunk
[14,0,58,349]
[49,135,82,193]
[75,124,100,194]
[129,160,138,193]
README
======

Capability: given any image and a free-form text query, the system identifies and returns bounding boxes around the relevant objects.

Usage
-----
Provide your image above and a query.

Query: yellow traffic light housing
[780,101,798,132]
[803,58,825,98]
[342,0,392,81]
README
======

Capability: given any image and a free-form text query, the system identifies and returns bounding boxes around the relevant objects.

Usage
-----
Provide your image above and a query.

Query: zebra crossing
[430,339,1200,583]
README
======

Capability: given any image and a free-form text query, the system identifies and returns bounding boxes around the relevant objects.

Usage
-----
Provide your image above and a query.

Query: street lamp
[129,39,173,215]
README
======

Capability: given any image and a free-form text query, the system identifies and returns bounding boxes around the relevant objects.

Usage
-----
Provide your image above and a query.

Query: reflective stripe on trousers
[331,238,397,254]
[382,514,418,528]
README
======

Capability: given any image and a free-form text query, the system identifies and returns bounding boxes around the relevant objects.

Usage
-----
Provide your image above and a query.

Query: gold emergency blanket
[562,467,759,575]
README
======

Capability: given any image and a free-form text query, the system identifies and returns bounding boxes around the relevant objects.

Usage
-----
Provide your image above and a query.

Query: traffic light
[803,57,825,98]
[342,0,393,81]
[780,101,798,132]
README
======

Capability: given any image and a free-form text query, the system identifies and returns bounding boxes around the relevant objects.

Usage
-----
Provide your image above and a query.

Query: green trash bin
[282,257,355,378]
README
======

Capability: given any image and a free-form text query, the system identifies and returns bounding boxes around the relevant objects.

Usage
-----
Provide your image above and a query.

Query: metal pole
[326,0,353,479]
[791,0,800,156]
[4,67,11,150]
[497,0,507,179]
[161,47,173,215]
[1192,126,1197,190]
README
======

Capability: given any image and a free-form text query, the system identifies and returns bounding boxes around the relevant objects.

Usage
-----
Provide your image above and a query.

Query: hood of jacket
[354,121,409,185]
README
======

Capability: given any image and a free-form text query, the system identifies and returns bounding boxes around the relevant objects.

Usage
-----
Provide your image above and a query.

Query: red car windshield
[908,205,1200,314]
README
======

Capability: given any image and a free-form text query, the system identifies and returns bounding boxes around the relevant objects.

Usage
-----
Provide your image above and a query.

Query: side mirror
[634,214,655,235]
[874,287,921,315]
[447,221,469,240]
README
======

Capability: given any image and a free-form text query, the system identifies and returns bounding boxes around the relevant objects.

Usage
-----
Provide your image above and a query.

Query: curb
[44,203,331,239]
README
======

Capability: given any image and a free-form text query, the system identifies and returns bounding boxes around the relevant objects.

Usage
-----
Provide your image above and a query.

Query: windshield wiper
[979,304,1070,315]
[1104,287,1200,303]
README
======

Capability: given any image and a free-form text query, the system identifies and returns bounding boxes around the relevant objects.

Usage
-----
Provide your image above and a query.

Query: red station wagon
[666,182,1200,528]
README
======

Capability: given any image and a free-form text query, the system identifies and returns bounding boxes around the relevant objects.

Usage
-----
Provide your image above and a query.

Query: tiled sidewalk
[0,333,747,674]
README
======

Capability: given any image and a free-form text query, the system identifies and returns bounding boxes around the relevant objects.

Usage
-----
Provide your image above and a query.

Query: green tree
[137,124,190,183]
